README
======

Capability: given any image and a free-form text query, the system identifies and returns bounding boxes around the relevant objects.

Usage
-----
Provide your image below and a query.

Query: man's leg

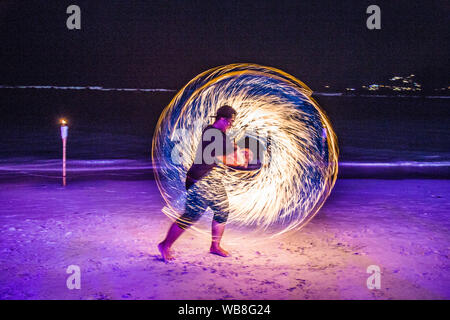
[158,222,185,261]
[209,185,230,257]
[158,185,205,262]
[210,220,230,257]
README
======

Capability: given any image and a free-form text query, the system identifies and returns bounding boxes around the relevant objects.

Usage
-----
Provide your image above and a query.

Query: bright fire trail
[152,63,339,239]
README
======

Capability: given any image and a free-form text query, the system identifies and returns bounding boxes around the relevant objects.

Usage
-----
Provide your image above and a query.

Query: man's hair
[214,105,237,119]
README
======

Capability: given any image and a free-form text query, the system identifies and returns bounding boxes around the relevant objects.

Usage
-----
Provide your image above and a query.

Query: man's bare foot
[158,242,175,262]
[210,245,230,257]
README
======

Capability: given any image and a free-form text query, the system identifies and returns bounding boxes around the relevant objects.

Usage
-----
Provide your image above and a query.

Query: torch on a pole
[60,119,68,186]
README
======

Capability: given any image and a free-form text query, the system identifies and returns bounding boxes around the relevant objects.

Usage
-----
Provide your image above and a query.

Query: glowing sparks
[152,63,338,238]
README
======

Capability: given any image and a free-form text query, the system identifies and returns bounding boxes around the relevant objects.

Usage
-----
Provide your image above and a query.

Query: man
[158,105,251,262]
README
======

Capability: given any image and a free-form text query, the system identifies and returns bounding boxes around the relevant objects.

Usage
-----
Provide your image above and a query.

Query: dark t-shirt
[186,125,235,189]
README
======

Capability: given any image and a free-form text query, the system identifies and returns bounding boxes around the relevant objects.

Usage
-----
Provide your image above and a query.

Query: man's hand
[221,147,253,168]
[239,148,253,168]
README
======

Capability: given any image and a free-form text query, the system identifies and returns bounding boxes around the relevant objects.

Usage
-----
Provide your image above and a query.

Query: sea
[0,87,449,179]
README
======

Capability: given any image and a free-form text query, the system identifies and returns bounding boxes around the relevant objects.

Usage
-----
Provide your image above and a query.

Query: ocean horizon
[1,87,449,179]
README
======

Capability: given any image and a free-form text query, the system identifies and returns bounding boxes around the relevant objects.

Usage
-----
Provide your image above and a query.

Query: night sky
[0,0,448,90]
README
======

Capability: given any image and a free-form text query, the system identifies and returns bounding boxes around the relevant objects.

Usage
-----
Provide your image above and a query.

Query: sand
[0,177,448,299]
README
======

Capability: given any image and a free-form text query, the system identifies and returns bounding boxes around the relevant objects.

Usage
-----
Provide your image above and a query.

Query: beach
[1,0,449,303]
[0,176,448,300]
[0,90,448,300]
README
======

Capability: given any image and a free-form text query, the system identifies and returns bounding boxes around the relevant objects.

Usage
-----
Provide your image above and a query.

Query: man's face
[224,115,235,131]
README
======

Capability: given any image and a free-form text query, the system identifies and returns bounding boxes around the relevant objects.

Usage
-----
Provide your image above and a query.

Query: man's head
[213,105,236,132]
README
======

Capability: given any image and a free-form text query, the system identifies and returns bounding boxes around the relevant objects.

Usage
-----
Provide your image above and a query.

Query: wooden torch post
[60,119,68,186]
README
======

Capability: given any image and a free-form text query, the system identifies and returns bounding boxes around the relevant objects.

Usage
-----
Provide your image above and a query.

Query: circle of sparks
[152,63,338,239]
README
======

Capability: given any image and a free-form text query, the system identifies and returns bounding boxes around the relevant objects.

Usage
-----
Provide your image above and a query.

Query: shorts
[175,178,229,229]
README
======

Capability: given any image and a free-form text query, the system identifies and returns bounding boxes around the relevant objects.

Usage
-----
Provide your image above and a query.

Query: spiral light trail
[152,63,338,239]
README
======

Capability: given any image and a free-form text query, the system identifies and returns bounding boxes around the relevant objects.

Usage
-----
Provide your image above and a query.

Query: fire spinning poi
[152,63,338,239]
